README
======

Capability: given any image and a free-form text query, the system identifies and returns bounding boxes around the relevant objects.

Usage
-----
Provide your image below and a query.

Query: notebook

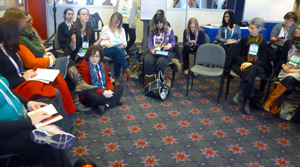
[27,104,63,128]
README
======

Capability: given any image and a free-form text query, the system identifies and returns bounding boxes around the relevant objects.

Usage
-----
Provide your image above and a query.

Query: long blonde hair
[108,12,123,34]
[186,17,202,40]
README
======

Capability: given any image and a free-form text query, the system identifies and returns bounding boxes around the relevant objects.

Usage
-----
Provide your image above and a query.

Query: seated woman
[0,75,74,167]
[269,11,298,66]
[18,11,102,112]
[100,12,133,85]
[231,17,271,115]
[77,45,123,115]
[144,13,175,87]
[214,11,241,53]
[0,19,76,115]
[66,8,104,62]
[58,8,75,51]
[263,24,300,114]
[182,17,206,75]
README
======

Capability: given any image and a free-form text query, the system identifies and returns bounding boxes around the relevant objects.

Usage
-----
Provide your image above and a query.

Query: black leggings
[281,76,300,95]
[122,24,136,53]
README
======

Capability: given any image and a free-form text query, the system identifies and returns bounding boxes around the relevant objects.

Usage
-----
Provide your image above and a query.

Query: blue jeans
[104,47,128,77]
[144,52,173,75]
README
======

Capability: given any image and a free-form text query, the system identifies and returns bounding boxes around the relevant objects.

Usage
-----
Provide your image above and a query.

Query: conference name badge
[249,44,258,55]
[82,41,89,53]
[288,54,300,66]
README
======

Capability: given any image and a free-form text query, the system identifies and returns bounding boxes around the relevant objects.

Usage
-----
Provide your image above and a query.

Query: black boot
[241,100,251,115]
[96,105,107,115]
[233,90,243,105]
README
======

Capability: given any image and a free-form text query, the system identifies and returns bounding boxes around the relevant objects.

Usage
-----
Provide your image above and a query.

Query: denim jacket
[214,25,241,44]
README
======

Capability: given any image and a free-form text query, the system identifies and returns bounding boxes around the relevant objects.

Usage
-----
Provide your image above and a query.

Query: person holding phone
[269,12,298,66]
[182,17,206,75]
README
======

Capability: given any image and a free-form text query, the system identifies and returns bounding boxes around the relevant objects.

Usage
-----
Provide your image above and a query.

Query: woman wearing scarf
[263,24,300,114]
[232,17,271,115]
[77,45,123,115]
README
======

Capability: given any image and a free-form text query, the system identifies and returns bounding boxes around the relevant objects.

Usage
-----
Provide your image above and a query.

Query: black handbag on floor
[144,71,171,100]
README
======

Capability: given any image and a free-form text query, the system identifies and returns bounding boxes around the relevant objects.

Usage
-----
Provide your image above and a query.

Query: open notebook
[27,104,63,129]
[28,68,60,84]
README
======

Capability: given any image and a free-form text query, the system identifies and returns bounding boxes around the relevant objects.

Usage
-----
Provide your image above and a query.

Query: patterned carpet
[67,63,300,167]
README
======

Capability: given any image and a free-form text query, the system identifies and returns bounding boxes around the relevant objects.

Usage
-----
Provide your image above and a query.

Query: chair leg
[224,74,231,101]
[171,65,176,88]
[186,70,190,96]
[218,74,225,102]
[190,70,194,90]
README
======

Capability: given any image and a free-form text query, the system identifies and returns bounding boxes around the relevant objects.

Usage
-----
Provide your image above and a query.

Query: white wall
[46,4,225,43]
[167,9,225,42]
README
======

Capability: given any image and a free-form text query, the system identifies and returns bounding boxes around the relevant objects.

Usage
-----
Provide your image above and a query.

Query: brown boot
[124,68,134,81]
[67,66,98,94]
[71,92,91,112]
[144,74,155,85]
[113,76,120,85]
[263,83,287,112]
[271,94,288,114]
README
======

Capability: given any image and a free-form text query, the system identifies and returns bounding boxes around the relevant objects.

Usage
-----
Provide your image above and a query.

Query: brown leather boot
[263,83,287,112]
[71,92,91,112]
[67,66,98,94]
[124,68,134,80]
[144,75,155,85]
[113,76,120,85]
[271,94,288,114]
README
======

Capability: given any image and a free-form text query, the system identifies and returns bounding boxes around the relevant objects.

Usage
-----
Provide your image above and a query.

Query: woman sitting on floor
[77,45,123,115]
[100,12,134,85]
[0,19,76,115]
[144,13,175,87]
[263,24,300,114]
[231,17,271,115]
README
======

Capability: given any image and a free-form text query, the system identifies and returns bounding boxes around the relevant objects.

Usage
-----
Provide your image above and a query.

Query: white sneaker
[30,124,76,150]
[183,70,189,75]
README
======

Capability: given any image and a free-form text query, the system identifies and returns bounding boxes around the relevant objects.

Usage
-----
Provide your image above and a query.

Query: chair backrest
[205,33,210,43]
[53,33,61,50]
[195,43,226,68]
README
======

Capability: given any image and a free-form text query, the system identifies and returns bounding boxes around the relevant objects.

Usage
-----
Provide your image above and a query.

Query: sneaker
[183,70,189,75]
[30,124,76,150]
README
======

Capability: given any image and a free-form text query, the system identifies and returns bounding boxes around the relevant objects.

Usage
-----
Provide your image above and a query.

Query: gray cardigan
[270,23,298,40]
[115,0,139,29]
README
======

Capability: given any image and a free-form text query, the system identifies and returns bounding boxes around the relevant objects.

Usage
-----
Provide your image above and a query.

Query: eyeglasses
[91,55,100,58]
[285,19,294,23]
[26,18,33,23]
[248,26,257,30]
[80,13,89,16]
[224,16,229,18]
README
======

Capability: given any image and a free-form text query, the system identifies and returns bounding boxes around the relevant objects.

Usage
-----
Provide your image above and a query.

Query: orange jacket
[17,44,50,69]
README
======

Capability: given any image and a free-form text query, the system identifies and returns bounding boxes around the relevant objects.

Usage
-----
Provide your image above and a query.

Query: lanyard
[154,33,165,48]
[0,79,26,117]
[65,21,73,30]
[225,28,234,39]
[188,33,197,43]
[0,44,23,77]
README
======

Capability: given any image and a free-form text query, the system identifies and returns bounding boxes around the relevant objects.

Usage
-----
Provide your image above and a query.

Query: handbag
[144,71,171,100]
